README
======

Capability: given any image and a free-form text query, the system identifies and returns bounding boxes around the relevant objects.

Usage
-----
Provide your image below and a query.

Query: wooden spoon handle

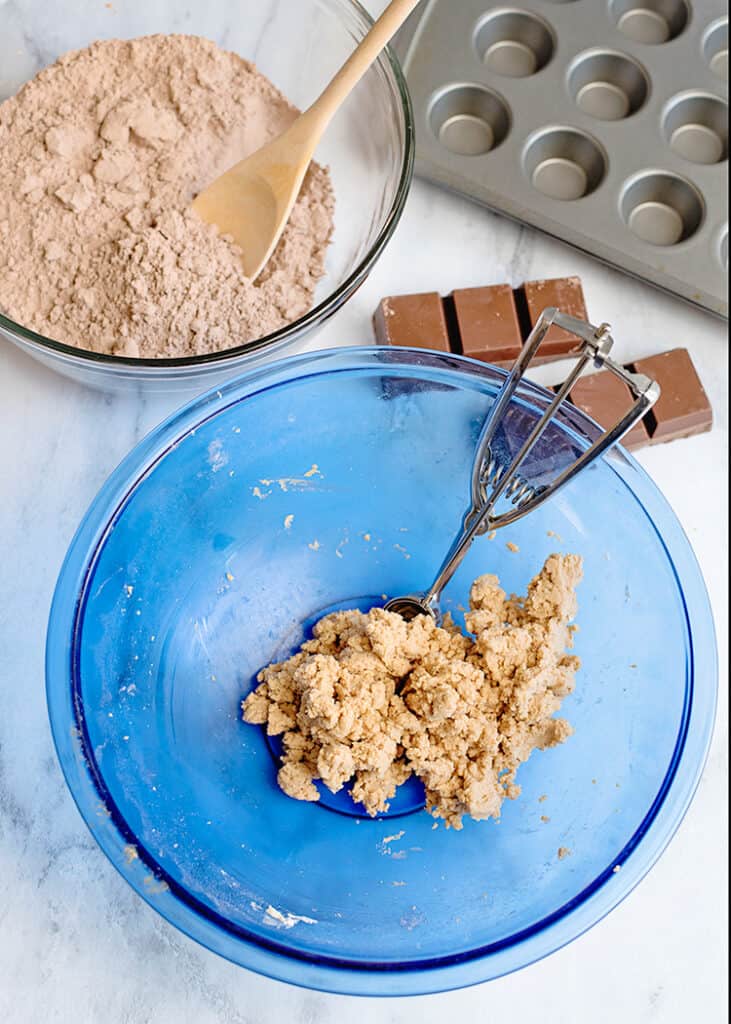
[306,0,422,129]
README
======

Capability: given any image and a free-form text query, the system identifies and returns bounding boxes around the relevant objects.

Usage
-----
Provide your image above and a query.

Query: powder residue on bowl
[0,34,334,358]
[262,904,317,929]
[243,554,583,830]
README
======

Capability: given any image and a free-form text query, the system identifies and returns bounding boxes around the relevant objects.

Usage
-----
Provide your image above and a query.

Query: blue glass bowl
[46,348,717,996]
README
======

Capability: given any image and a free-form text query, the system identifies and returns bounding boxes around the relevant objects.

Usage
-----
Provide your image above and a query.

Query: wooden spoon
[192,0,422,280]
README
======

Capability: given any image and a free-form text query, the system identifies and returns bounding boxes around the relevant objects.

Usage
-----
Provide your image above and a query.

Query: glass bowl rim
[45,346,718,996]
[0,1,415,370]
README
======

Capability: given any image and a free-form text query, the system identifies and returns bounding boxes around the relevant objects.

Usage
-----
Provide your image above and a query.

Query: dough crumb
[242,554,583,829]
[558,846,572,860]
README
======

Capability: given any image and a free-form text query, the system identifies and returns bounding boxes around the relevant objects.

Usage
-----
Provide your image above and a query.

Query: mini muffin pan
[393,0,728,317]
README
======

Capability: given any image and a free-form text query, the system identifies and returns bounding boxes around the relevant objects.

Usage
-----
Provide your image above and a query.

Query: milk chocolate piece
[374,279,712,449]
[452,285,523,363]
[375,276,590,368]
[568,371,650,451]
[631,348,713,444]
[567,347,711,451]
[523,277,587,353]
[373,292,451,353]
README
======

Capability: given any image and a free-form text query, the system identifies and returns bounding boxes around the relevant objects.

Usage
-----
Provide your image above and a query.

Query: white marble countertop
[0,2,728,1020]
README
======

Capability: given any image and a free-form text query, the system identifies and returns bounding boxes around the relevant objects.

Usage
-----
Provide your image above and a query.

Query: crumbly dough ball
[242,554,583,829]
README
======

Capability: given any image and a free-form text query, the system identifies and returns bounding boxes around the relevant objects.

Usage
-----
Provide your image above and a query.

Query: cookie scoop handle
[418,313,660,616]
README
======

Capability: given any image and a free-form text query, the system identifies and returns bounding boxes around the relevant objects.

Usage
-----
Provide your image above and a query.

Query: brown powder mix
[0,34,334,359]
[243,554,583,829]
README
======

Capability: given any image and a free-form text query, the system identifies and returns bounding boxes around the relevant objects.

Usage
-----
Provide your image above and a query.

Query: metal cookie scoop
[385,308,660,623]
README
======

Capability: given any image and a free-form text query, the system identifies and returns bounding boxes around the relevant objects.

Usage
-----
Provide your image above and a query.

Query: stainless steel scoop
[385,308,660,622]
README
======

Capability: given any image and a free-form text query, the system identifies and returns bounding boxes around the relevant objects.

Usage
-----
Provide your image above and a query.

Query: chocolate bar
[566,348,712,450]
[373,277,712,450]
[374,276,587,367]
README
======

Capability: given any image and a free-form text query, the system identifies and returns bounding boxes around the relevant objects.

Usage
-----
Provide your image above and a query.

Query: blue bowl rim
[45,346,718,996]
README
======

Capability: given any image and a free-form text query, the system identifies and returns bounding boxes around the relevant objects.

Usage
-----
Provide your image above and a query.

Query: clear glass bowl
[0,1,413,394]
[46,348,717,995]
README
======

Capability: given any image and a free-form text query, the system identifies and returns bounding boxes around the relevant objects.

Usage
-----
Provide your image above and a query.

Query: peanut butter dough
[243,554,583,829]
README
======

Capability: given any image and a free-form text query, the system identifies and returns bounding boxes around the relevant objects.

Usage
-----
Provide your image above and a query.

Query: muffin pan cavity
[430,85,511,156]
[662,92,728,164]
[568,50,649,120]
[524,128,606,199]
[394,0,728,316]
[475,9,555,77]
[620,171,704,245]
[609,0,690,45]
[703,18,728,81]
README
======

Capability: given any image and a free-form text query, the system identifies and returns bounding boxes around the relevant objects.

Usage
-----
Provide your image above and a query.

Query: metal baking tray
[393,0,728,318]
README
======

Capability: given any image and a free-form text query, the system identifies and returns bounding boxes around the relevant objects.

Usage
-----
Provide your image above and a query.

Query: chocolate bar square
[523,277,587,354]
[569,371,650,451]
[373,293,451,353]
[631,348,713,444]
[452,285,523,364]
